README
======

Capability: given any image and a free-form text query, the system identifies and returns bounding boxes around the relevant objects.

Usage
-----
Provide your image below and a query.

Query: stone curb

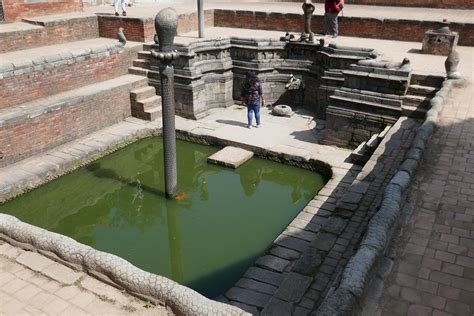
[0,213,248,315]
[316,79,455,315]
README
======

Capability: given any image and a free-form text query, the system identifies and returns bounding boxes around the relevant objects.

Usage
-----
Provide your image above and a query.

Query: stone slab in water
[207,146,253,168]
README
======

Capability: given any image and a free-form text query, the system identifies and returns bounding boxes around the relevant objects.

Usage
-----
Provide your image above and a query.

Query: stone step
[410,73,444,88]
[321,76,344,87]
[130,86,156,101]
[135,95,162,112]
[0,74,148,166]
[324,70,344,78]
[330,94,401,118]
[128,66,149,76]
[407,84,437,97]
[403,94,431,107]
[137,50,152,60]
[0,38,133,109]
[132,105,162,121]
[401,104,428,119]
[0,14,98,54]
[132,58,151,69]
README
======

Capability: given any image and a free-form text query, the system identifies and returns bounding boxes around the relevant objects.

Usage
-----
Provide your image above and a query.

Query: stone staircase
[130,85,162,121]
[0,13,163,167]
[402,73,442,118]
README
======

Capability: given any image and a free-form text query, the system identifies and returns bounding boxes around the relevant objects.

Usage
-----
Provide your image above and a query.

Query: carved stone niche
[421,22,459,56]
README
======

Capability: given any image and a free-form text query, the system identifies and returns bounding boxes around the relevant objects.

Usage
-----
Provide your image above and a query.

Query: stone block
[311,232,337,252]
[293,247,322,276]
[244,267,284,287]
[261,297,293,315]
[421,29,459,56]
[226,287,272,308]
[322,217,348,235]
[270,246,301,260]
[236,278,278,295]
[275,272,313,303]
[256,255,290,273]
[41,263,81,285]
[16,252,54,272]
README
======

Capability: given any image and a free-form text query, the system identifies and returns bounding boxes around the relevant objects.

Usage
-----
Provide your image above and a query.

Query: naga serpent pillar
[151,8,179,198]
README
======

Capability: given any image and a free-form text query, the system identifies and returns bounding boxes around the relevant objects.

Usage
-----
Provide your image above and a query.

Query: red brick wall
[0,86,132,167]
[3,0,83,22]
[98,10,215,42]
[214,10,474,46]
[0,16,99,53]
[0,49,136,109]
[273,0,473,9]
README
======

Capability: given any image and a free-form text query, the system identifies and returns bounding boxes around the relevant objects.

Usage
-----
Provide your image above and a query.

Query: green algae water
[0,138,325,297]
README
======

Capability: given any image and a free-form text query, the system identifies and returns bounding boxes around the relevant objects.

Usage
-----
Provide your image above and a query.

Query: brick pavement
[0,241,171,315]
[379,81,474,316]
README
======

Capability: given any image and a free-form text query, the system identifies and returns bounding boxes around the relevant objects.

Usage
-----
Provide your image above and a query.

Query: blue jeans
[247,104,261,126]
[323,12,339,36]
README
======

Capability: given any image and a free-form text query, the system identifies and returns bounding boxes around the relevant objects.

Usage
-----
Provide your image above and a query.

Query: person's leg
[255,104,261,126]
[122,0,127,15]
[114,0,119,15]
[247,105,254,127]
[322,13,329,35]
[334,13,339,37]
[329,13,338,37]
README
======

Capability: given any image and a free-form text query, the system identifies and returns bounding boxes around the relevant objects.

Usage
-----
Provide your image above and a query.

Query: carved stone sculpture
[358,57,411,71]
[285,74,304,90]
[302,0,315,42]
[151,8,180,198]
[445,49,462,79]
[117,27,127,45]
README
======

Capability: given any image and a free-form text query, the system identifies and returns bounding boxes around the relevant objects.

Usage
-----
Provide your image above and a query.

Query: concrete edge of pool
[0,117,337,315]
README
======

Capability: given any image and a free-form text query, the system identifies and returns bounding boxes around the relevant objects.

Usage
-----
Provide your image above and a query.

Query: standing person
[323,0,344,38]
[114,0,127,16]
[240,72,265,129]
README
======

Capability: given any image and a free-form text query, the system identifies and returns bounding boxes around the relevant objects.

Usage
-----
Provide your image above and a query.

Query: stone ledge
[0,42,123,78]
[316,79,454,315]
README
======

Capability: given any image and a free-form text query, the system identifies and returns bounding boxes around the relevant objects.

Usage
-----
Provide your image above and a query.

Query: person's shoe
[247,125,252,129]
[331,35,338,38]
[256,124,262,128]
[122,11,127,16]
[115,12,119,16]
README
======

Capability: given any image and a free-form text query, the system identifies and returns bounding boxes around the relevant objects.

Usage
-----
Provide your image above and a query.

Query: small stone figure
[280,32,295,42]
[285,74,304,90]
[445,49,462,79]
[117,27,127,45]
[302,0,315,42]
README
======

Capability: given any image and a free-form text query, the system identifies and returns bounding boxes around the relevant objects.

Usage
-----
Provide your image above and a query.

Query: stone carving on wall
[285,74,304,90]
[358,57,411,71]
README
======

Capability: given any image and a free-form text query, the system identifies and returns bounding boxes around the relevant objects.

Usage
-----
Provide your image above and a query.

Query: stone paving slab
[0,240,171,315]
[207,146,254,168]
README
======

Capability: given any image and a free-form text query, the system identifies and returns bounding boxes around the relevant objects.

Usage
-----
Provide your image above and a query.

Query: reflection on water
[0,138,325,297]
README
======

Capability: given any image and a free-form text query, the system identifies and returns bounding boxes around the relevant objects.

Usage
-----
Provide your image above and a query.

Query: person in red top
[323,0,344,38]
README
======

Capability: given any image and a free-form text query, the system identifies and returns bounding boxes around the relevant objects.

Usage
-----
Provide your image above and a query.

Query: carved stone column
[152,8,180,198]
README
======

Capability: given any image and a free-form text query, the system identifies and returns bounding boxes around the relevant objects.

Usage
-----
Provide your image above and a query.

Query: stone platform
[207,146,254,168]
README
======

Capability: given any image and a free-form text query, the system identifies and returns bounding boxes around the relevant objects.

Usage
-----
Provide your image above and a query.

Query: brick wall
[271,0,473,9]
[0,16,99,54]
[0,44,137,109]
[3,0,83,22]
[0,85,132,167]
[214,10,474,47]
[98,10,215,42]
